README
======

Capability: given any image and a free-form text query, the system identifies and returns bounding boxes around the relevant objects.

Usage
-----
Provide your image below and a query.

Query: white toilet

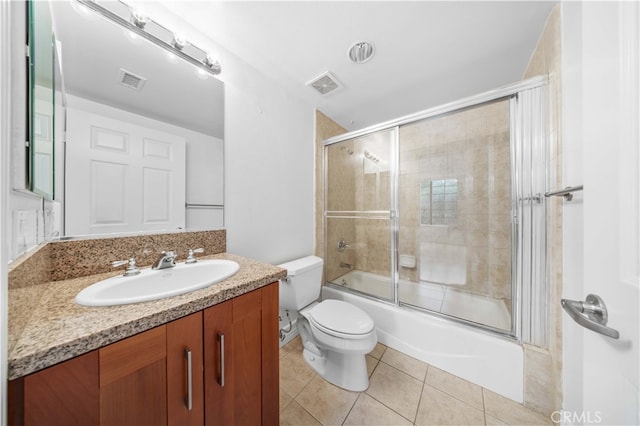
[278,256,377,392]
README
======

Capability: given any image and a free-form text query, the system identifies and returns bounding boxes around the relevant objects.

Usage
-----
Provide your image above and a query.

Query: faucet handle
[186,248,204,264]
[112,258,141,276]
[337,239,351,252]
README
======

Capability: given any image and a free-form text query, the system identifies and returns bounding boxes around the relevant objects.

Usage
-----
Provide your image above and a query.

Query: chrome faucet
[152,250,176,270]
[112,258,141,276]
[337,239,351,252]
[185,248,204,264]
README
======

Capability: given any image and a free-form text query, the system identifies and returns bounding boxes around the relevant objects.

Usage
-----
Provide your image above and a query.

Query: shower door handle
[561,294,619,339]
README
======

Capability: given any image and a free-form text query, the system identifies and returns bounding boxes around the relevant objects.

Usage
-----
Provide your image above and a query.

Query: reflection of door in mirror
[66,104,186,236]
[49,0,225,238]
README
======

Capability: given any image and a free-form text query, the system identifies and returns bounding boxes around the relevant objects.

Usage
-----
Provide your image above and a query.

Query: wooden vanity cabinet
[203,283,279,426]
[8,283,278,426]
[11,351,100,426]
[99,325,168,425]
[167,310,204,426]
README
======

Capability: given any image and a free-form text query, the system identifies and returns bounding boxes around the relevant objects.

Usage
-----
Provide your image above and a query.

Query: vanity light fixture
[348,41,375,64]
[76,0,222,76]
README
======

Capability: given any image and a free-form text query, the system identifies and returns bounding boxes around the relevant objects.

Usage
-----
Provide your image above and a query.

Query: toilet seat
[307,300,375,339]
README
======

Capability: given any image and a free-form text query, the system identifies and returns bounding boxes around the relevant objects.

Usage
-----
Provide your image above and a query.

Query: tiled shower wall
[322,100,512,305]
[314,110,347,279]
[398,101,512,302]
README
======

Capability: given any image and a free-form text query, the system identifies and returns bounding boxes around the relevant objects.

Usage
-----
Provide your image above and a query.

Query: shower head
[341,146,354,155]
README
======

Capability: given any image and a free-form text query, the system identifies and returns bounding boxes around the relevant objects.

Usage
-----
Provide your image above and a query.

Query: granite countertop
[8,253,287,380]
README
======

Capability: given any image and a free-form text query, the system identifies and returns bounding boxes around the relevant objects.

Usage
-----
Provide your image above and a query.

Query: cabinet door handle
[185,347,193,411]
[218,332,225,387]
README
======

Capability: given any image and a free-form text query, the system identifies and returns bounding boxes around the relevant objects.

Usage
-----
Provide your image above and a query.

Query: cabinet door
[9,351,100,426]
[167,311,204,425]
[204,297,233,426]
[99,326,167,426]
[203,283,279,426]
[260,282,279,425]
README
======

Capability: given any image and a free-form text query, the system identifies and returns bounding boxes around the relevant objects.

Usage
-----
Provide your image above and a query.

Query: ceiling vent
[118,68,146,91]
[306,72,342,96]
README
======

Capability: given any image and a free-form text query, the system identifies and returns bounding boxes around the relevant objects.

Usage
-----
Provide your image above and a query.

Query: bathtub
[323,273,524,403]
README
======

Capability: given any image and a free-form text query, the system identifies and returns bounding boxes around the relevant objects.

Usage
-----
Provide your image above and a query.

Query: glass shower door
[397,99,515,332]
[324,129,395,302]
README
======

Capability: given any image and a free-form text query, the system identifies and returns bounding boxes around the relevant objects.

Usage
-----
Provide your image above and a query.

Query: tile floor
[279,337,553,426]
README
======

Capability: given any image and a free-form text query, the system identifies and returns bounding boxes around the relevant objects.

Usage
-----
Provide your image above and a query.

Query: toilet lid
[308,300,374,336]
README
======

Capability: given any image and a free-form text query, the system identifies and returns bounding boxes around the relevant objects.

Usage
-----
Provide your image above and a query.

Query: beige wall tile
[524,345,556,416]
[314,110,347,262]
[484,389,552,425]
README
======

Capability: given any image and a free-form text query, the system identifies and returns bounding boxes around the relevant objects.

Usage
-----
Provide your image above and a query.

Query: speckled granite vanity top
[8,253,286,380]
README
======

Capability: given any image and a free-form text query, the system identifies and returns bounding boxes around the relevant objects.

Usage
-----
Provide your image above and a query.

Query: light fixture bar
[76,0,221,76]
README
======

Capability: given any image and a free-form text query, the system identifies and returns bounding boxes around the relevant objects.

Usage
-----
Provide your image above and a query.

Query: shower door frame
[323,75,548,342]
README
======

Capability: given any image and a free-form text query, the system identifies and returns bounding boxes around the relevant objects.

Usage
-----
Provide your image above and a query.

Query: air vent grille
[118,69,146,91]
[307,72,342,95]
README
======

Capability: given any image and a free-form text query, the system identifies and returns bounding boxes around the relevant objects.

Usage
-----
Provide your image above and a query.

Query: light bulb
[172,34,188,50]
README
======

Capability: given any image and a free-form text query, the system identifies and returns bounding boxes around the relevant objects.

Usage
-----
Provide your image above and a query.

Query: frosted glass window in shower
[420,178,458,225]
[398,99,513,332]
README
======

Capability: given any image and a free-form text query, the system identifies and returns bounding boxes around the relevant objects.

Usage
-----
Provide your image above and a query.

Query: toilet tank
[278,256,324,311]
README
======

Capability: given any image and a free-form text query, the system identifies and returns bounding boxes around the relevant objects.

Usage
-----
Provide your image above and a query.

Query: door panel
[562,2,639,424]
[66,107,185,235]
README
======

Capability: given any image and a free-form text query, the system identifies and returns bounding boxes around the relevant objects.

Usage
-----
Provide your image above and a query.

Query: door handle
[185,347,193,411]
[218,332,225,387]
[561,294,620,339]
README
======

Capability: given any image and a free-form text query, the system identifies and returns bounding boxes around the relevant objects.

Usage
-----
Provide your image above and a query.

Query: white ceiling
[160,1,557,130]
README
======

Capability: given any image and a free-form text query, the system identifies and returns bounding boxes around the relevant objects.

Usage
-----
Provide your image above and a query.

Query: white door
[562,2,639,425]
[66,107,186,235]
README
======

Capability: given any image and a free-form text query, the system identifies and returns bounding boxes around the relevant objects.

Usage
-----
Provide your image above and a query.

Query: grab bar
[545,185,583,201]
[561,294,619,339]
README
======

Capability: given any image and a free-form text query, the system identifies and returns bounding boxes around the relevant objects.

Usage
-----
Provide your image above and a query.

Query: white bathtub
[323,279,524,403]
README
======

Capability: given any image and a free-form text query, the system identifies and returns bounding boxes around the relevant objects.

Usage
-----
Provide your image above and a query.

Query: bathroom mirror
[48,1,224,237]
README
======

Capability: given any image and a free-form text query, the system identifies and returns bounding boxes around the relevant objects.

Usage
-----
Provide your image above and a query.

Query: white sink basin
[75,259,240,307]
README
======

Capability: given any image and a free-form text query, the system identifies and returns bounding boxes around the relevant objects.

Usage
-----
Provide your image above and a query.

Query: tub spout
[340,262,353,270]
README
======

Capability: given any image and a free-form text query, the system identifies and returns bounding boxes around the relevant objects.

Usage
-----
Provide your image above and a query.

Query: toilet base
[298,317,372,392]
[302,347,370,392]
